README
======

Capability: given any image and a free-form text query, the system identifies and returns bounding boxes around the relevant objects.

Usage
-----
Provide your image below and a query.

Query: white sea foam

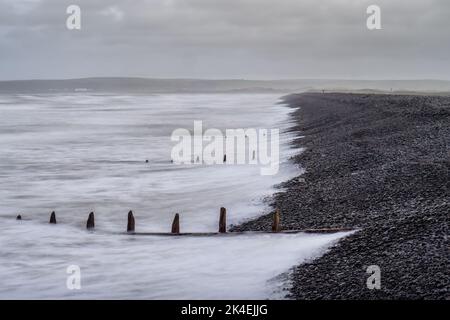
[0,219,351,299]
[0,93,349,299]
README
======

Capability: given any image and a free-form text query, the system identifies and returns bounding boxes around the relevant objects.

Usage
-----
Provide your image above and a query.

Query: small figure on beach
[16,215,22,220]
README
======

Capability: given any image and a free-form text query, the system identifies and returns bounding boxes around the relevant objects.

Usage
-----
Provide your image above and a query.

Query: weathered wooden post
[127,210,135,232]
[49,211,56,224]
[272,209,281,232]
[16,215,22,220]
[86,212,95,229]
[223,154,227,163]
[219,207,227,233]
[171,213,180,234]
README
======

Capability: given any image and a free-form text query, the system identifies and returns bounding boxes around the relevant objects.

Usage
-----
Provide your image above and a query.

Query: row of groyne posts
[15,208,283,235]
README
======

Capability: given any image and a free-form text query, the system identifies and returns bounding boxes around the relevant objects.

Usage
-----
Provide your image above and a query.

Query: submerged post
[127,210,135,232]
[272,209,281,232]
[86,212,95,229]
[49,211,56,224]
[219,207,227,233]
[171,213,180,234]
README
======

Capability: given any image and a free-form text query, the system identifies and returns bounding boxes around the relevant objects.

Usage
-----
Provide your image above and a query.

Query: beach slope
[234,92,449,299]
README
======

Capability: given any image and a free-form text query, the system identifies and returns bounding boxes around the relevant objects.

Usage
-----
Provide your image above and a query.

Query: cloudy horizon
[1,0,449,81]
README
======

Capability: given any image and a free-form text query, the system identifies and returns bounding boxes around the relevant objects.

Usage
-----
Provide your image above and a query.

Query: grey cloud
[0,0,449,80]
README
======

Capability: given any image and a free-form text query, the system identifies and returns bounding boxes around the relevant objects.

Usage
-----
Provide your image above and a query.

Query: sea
[0,93,350,299]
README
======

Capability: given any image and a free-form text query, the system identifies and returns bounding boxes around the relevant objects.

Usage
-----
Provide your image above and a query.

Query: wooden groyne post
[127,210,135,232]
[86,212,95,229]
[12,206,353,236]
[49,211,56,224]
[272,209,281,232]
[219,207,227,233]
[171,213,180,234]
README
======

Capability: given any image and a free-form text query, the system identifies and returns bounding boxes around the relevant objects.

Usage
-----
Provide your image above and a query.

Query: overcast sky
[1,0,449,80]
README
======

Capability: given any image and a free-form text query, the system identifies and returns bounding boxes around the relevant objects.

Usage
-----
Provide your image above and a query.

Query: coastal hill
[1,78,450,94]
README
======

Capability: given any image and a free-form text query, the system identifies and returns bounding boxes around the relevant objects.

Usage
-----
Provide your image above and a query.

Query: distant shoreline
[233,92,449,299]
[2,78,450,94]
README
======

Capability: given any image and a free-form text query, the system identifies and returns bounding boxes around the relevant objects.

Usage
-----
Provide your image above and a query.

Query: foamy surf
[0,93,351,299]
[0,219,351,299]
